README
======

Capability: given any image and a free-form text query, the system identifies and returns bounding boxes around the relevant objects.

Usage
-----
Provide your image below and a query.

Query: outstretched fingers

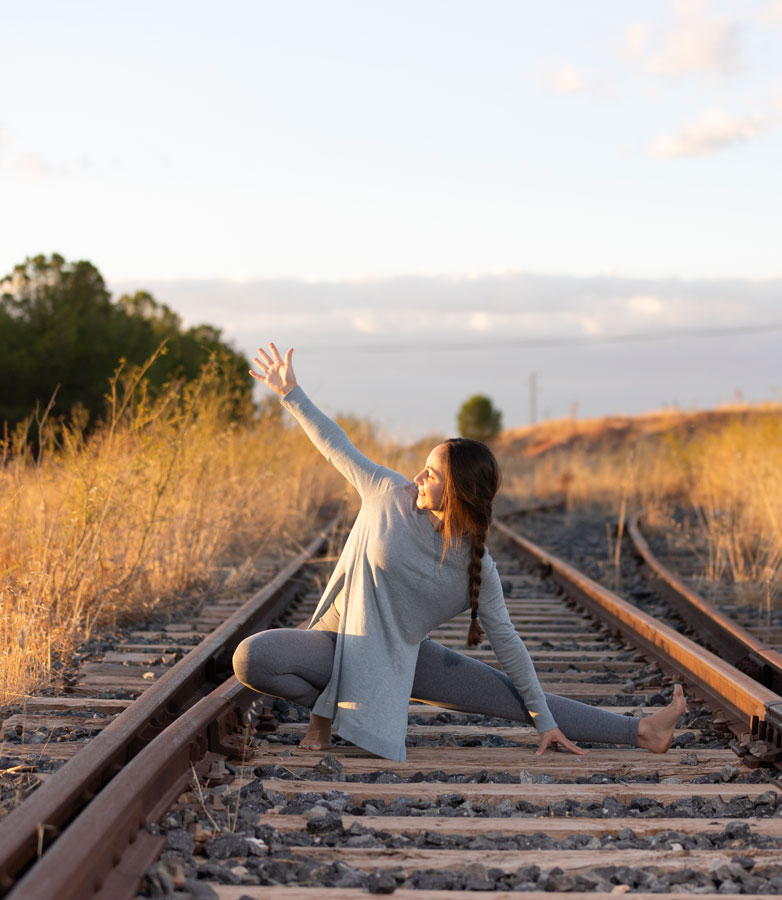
[256,345,274,366]
[250,353,269,383]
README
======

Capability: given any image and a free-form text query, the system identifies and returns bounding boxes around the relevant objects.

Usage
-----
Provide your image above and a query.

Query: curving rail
[627,510,782,697]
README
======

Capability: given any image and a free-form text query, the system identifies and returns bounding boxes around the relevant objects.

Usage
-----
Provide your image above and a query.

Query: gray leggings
[232,627,639,746]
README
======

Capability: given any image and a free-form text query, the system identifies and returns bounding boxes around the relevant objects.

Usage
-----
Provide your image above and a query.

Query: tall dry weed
[685,418,782,602]
[498,408,782,606]
[0,356,361,704]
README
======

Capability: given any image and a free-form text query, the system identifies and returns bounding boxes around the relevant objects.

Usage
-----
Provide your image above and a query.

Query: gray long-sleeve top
[281,385,557,760]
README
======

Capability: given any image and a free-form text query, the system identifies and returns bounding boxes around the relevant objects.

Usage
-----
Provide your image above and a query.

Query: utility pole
[529,372,538,425]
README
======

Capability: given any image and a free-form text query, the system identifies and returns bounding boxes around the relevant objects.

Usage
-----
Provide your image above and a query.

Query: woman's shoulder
[370,472,414,498]
[481,546,498,569]
[360,476,417,517]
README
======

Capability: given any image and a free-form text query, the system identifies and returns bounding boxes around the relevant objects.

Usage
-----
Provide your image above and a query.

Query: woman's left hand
[251,343,298,396]
[535,726,587,755]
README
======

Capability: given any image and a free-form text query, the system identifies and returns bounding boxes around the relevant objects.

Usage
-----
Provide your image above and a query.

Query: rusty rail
[0,516,341,894]
[627,510,782,696]
[493,519,782,763]
[6,677,249,900]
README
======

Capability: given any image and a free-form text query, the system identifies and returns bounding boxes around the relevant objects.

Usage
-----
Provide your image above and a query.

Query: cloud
[627,295,665,315]
[646,0,742,77]
[0,130,54,181]
[109,272,781,363]
[550,67,612,97]
[648,108,773,157]
[760,1,782,24]
[18,154,51,183]
[622,23,650,60]
[553,66,585,93]
[571,315,604,336]
[468,312,493,332]
[352,313,380,333]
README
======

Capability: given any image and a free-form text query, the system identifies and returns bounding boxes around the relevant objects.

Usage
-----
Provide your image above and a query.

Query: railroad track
[1,513,782,898]
[628,511,782,702]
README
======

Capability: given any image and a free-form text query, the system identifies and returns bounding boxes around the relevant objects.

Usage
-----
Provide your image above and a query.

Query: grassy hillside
[496,403,782,607]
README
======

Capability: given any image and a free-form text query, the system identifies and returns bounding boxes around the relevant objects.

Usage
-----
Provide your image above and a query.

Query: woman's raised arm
[250,342,405,498]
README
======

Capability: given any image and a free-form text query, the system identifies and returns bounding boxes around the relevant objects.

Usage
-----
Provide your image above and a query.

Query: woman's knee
[232,634,260,688]
[232,629,283,690]
[232,628,335,693]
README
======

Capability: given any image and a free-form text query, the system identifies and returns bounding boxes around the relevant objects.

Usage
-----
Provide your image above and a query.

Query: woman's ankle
[307,713,331,729]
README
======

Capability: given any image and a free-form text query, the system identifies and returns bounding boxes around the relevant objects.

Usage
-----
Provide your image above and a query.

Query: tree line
[0,254,252,432]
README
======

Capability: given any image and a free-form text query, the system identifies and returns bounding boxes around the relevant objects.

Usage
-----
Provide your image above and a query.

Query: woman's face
[414,444,448,513]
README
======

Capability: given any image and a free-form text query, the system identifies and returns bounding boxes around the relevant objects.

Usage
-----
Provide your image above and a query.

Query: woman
[233,343,686,761]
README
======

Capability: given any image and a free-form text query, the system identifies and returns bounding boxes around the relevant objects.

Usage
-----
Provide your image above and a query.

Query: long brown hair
[439,438,501,647]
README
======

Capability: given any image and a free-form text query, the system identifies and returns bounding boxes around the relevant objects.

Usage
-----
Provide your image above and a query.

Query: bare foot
[637,683,687,753]
[299,713,332,751]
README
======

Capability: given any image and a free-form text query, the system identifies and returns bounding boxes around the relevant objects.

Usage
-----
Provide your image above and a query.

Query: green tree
[0,253,252,431]
[116,291,250,409]
[457,394,502,442]
[0,253,124,426]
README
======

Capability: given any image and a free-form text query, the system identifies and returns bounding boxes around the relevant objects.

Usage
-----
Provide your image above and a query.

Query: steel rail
[0,515,341,894]
[627,510,782,695]
[493,519,782,760]
[6,677,249,900]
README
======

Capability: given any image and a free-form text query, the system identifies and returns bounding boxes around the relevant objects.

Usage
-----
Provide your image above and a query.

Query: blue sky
[2,1,781,436]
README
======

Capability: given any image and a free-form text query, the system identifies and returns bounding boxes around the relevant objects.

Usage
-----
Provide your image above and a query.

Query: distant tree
[116,290,250,405]
[0,253,124,427]
[457,394,502,442]
[0,253,252,431]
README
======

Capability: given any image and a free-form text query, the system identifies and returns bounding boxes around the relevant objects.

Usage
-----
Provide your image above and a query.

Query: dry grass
[496,404,782,606]
[0,357,392,705]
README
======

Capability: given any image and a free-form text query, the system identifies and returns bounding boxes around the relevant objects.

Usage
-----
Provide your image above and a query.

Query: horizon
[107,268,782,440]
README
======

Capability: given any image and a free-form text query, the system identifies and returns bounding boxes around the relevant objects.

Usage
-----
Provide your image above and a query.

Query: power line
[297,321,782,355]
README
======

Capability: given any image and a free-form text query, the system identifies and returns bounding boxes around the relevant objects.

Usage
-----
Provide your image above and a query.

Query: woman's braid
[440,437,500,648]
[466,527,487,647]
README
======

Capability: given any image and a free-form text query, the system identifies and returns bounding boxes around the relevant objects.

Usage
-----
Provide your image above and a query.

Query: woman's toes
[299,732,331,751]
[672,682,687,712]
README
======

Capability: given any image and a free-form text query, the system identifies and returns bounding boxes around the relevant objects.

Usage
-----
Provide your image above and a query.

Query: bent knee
[232,628,298,692]
[232,635,257,688]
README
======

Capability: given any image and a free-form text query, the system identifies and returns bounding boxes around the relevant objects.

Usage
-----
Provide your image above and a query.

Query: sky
[1,1,781,438]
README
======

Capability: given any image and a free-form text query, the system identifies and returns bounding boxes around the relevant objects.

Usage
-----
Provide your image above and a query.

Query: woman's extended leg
[412,638,671,747]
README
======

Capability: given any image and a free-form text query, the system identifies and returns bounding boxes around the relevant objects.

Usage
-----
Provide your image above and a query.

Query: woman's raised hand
[250,343,298,396]
[535,726,587,756]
